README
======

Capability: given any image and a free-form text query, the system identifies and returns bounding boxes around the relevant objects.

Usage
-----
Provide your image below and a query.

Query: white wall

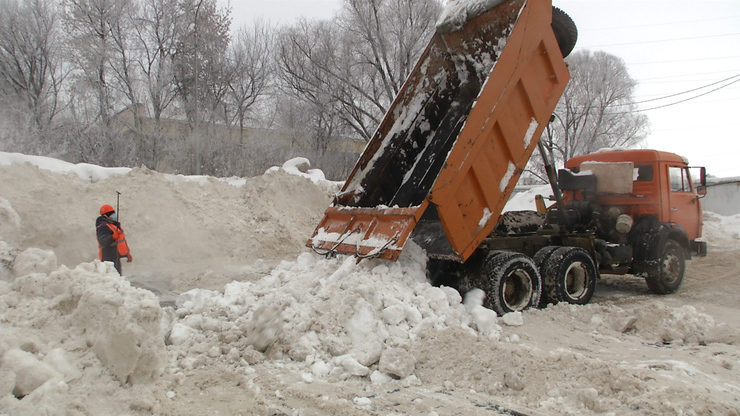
[703,180,740,216]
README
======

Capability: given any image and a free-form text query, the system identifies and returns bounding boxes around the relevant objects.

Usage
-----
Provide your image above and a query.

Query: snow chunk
[437,0,507,33]
[168,323,198,346]
[0,196,21,231]
[502,311,524,326]
[1,349,62,397]
[464,289,501,338]
[353,396,372,407]
[244,303,285,352]
[523,118,539,148]
[13,248,57,277]
[379,348,416,379]
[0,368,15,397]
[478,208,493,229]
[266,157,340,187]
[336,355,370,377]
[499,162,517,193]
[70,264,166,385]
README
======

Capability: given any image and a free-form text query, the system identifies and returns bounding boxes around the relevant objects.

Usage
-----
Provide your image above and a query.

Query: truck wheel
[552,7,578,58]
[645,239,685,294]
[482,251,542,315]
[533,246,560,307]
[543,247,597,305]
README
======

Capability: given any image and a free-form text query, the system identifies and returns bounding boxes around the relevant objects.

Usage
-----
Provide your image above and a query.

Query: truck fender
[631,220,690,274]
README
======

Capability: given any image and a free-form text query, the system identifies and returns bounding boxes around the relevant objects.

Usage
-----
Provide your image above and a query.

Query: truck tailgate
[309,202,428,261]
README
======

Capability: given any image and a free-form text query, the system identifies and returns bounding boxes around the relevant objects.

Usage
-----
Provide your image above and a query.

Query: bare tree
[550,50,648,164]
[527,50,650,182]
[171,0,231,173]
[108,1,139,112]
[276,20,342,152]
[340,0,441,105]
[131,0,181,168]
[171,0,231,125]
[107,0,146,161]
[133,0,180,123]
[62,0,132,128]
[277,0,442,142]
[226,21,273,142]
[0,0,65,134]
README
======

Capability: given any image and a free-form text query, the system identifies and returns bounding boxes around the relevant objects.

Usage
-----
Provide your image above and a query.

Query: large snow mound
[169,242,504,382]
[0,152,341,293]
[1,260,165,413]
[1,152,739,415]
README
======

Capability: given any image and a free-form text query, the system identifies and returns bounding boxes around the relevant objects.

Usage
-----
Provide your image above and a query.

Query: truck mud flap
[307,204,428,261]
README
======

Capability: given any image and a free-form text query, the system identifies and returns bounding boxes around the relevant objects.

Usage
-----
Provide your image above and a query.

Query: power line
[578,15,740,32]
[626,55,740,65]
[632,77,740,112]
[636,69,740,82]
[598,75,740,115]
[580,32,740,49]
[630,73,740,105]
[640,78,740,86]
[651,123,740,133]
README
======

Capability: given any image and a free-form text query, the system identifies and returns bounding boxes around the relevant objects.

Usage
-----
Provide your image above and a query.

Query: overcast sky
[221,0,740,178]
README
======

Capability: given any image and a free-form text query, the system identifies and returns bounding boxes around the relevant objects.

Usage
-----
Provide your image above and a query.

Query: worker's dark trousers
[101,249,122,275]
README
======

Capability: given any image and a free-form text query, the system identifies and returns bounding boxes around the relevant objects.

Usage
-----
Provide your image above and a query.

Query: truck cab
[564,149,707,258]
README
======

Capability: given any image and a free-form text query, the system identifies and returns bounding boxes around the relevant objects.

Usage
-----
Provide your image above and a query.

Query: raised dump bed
[308,0,572,262]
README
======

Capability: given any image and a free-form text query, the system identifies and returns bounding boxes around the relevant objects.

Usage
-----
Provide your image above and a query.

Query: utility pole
[192,0,203,175]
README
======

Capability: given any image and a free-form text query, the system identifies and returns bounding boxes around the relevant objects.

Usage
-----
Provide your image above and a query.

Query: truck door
[667,166,701,239]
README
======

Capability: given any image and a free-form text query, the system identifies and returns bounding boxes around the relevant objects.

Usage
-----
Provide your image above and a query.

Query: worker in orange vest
[96,204,132,275]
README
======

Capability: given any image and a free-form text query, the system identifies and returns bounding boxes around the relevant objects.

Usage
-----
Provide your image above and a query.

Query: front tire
[645,239,685,294]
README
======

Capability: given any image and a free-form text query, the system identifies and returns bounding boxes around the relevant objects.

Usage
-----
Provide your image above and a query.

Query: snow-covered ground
[1,152,739,415]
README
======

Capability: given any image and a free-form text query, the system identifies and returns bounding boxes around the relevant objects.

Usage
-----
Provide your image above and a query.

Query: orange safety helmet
[99,204,115,215]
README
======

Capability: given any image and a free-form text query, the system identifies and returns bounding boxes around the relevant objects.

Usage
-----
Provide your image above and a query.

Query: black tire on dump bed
[645,239,685,294]
[481,251,542,315]
[543,247,597,305]
[533,246,560,307]
[552,7,578,58]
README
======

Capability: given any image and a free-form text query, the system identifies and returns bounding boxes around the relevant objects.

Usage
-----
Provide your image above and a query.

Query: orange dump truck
[307,0,707,315]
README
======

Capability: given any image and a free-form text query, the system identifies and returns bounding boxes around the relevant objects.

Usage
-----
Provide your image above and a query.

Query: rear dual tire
[536,246,597,306]
[466,251,542,316]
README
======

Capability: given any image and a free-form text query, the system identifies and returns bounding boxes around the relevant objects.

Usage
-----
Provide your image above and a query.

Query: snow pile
[68,263,166,384]
[504,184,550,212]
[0,151,131,182]
[701,211,740,249]
[266,157,341,190]
[0,152,339,293]
[627,304,718,345]
[168,242,505,382]
[1,152,739,415]
[538,302,723,346]
[1,257,165,411]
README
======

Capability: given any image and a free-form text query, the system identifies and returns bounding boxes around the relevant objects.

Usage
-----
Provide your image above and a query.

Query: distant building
[703,177,740,216]
[111,104,366,154]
